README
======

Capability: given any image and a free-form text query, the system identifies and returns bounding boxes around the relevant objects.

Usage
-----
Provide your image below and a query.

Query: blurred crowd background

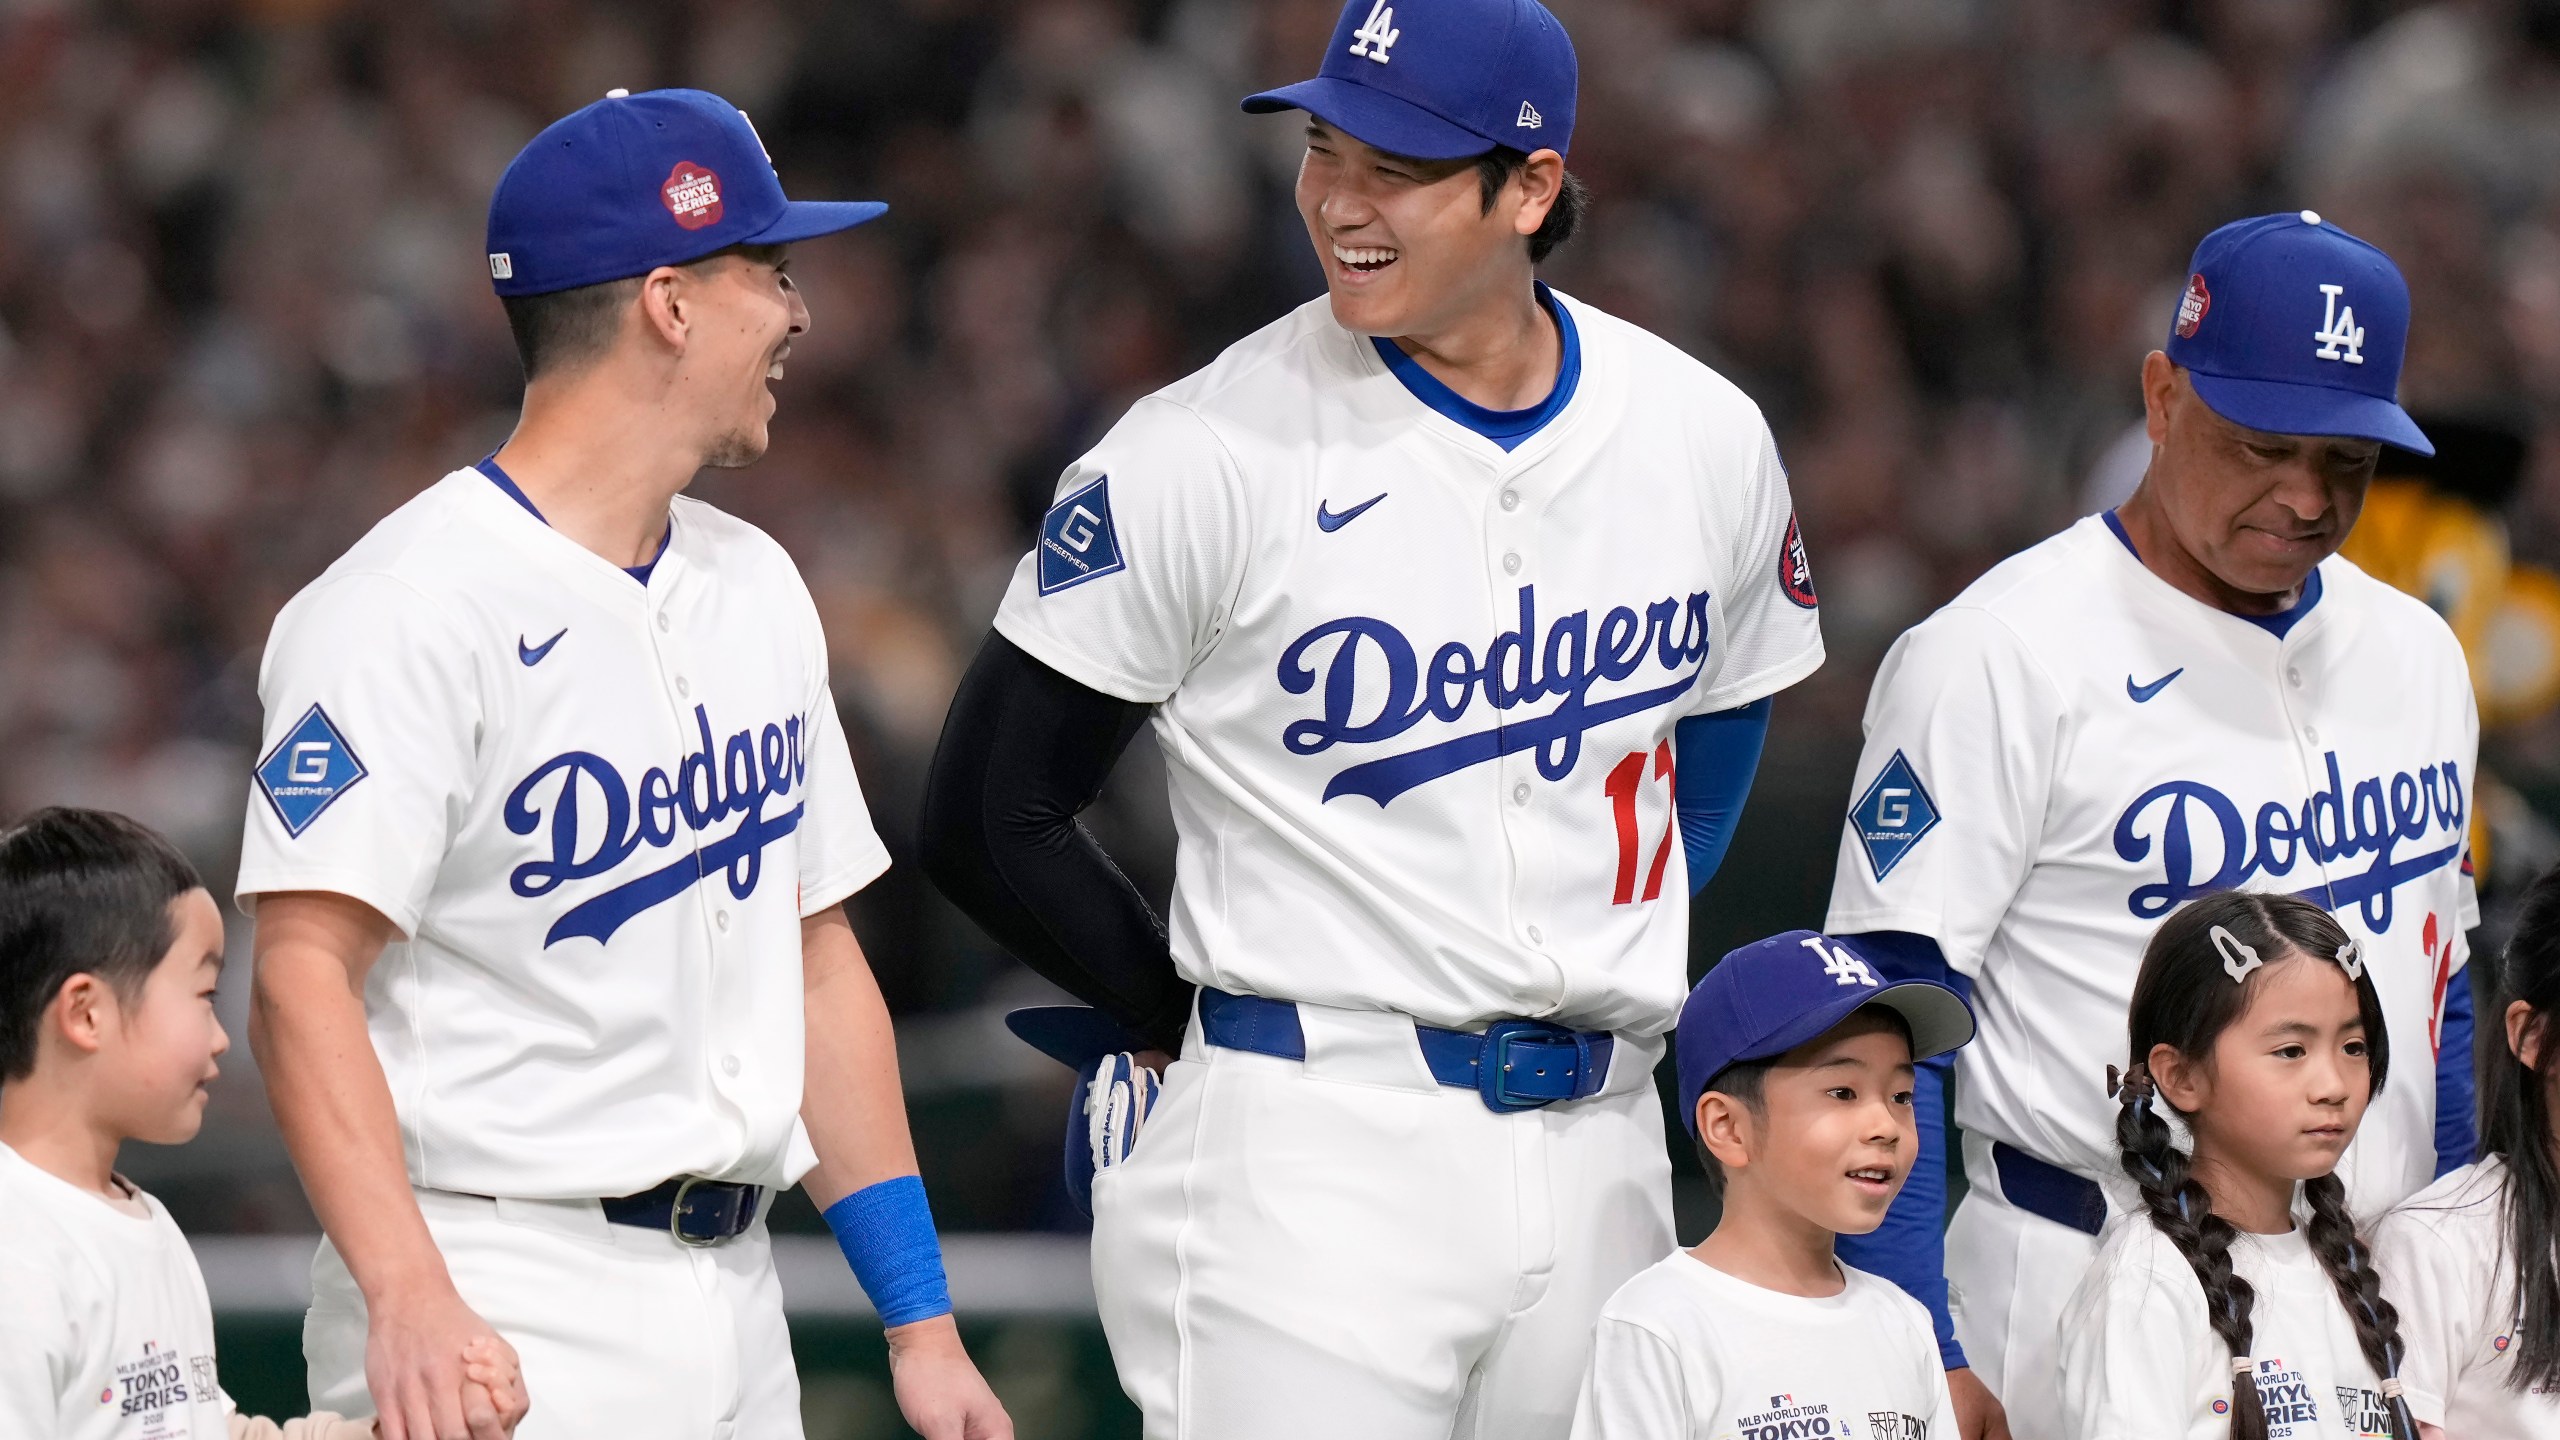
[7,0,2560,1260]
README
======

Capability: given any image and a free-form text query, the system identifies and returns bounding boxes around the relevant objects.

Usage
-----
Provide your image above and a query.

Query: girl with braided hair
[2372,862,2560,1436]
[2058,890,2422,1439]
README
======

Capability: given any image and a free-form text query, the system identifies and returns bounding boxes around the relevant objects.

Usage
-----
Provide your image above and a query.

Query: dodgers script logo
[2113,752,2465,931]
[505,704,809,946]
[1278,583,1711,805]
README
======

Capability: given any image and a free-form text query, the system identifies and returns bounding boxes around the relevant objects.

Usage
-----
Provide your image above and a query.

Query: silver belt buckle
[667,1175,724,1248]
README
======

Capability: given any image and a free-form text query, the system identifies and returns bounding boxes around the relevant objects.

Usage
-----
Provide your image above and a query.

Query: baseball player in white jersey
[237,91,1009,1440]
[919,1,1823,1435]
[1824,212,2479,1440]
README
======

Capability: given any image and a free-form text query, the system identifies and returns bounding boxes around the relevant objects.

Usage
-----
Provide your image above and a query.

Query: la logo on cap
[662,161,724,230]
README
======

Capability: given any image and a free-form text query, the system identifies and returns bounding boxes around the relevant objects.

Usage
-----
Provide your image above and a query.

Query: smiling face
[94,889,229,1145]
[2156,953,2374,1192]
[1698,1009,1919,1237]
[1293,120,1554,339]
[2136,351,2382,601]
[671,245,808,469]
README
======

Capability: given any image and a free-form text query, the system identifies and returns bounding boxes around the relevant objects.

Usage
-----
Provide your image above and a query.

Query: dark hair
[1473,146,1588,265]
[1692,1058,1768,1202]
[499,243,788,381]
[2486,864,2560,1393]
[2114,891,2414,1440]
[0,808,204,1081]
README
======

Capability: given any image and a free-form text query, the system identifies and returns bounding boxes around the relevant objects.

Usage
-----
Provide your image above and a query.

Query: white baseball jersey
[2373,1158,2560,1433]
[0,1145,228,1440]
[2060,1217,2396,1439]
[237,469,890,1200]
[992,290,1825,1035]
[1570,1252,1955,1440]
[1827,515,2478,1215]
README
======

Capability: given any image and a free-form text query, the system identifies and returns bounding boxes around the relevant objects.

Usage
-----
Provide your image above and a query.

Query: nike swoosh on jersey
[2126,668,2183,703]
[1316,493,1387,532]
[519,628,568,666]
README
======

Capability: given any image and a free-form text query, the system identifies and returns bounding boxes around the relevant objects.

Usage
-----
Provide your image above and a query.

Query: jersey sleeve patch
[1850,749,1937,880]
[254,703,370,837]
[1036,474,1127,595]
[1778,511,1818,609]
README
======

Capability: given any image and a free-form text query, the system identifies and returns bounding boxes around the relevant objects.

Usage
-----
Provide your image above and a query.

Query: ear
[48,973,116,1058]
[1697,1092,1758,1174]
[2140,350,2177,448]
[1507,149,1565,238]
[2510,999,2545,1071]
[637,265,695,353]
[2147,1040,2212,1114]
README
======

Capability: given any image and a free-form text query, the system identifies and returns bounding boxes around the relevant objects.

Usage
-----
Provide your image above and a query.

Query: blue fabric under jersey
[2437,971,2477,1176]
[1372,283,1581,451]
[477,456,668,585]
[1672,699,1771,894]
[1831,929,1968,1371]
[2102,507,2322,639]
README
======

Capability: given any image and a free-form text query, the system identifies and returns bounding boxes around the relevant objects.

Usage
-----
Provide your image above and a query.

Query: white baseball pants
[1091,1000,1673,1440]
[1944,1134,2106,1440]
[304,1186,803,1440]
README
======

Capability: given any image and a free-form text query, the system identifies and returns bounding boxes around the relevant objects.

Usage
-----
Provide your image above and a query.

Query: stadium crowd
[2,0,2558,1232]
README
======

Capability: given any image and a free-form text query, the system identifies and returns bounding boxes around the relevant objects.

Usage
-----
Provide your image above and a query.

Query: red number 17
[1606,741,1678,905]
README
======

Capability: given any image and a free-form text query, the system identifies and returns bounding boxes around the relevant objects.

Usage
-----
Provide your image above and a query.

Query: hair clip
[2211,925,2264,984]
[2335,939,2364,981]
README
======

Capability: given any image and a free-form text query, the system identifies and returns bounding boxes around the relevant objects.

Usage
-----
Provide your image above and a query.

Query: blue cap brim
[1005,1004,1148,1071]
[1242,77,1494,161]
[1732,979,1978,1076]
[742,199,889,246]
[2186,370,2435,456]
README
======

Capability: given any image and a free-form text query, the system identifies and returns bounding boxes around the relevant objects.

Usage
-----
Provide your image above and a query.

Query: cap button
[2299,209,2322,225]
[606,87,631,99]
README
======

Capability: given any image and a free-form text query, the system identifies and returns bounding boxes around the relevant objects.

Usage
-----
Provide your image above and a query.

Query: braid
[2302,1175,2418,1440]
[2116,1067,2268,1440]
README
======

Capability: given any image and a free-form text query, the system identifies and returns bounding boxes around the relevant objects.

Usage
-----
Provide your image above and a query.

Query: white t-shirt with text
[2373,1157,2560,1436]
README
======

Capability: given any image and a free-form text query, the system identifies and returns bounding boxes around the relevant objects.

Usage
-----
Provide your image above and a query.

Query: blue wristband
[822,1175,954,1328]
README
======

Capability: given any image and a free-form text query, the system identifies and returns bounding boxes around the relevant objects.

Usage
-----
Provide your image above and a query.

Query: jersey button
[1502,552,1522,575]
[2303,725,2320,744]
[720,1054,741,1077]
[1512,781,1531,805]
[2286,666,2303,687]
[657,612,672,633]
[1500,490,1520,511]
[715,909,731,932]
[1526,925,1545,945]
[676,676,691,697]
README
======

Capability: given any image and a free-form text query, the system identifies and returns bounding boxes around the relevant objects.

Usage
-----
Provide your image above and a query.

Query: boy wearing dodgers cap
[1572,931,1976,1439]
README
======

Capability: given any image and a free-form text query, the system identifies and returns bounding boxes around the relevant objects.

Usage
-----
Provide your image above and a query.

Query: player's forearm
[797,905,922,1207]
[249,895,453,1305]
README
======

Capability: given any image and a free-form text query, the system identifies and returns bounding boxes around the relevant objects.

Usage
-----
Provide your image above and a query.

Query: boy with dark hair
[1572,931,1975,1437]
[0,807,519,1439]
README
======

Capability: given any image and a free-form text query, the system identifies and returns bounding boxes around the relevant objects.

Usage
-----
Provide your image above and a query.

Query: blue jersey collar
[2101,508,2322,639]
[478,456,669,586]
[1371,283,1581,452]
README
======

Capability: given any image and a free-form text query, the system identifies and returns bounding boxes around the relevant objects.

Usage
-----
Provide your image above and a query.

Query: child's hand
[457,1335,530,1434]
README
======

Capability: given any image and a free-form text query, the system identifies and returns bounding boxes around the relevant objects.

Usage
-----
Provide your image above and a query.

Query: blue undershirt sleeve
[1833,929,1969,1371]
[2435,972,2477,1177]
[1673,698,1772,896]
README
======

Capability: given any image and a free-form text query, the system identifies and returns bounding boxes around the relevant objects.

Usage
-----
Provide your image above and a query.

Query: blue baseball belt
[1990,1142,2108,1236]
[1196,985,1615,1113]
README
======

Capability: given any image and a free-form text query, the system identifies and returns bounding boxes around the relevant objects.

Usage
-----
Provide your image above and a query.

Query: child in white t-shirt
[0,807,522,1440]
[2373,863,2560,1438]
[1571,929,1977,1439]
[2058,890,2423,1440]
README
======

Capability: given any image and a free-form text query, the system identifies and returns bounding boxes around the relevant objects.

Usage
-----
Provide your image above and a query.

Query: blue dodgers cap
[1241,0,1576,161]
[486,88,886,298]
[1675,931,1976,1138]
[2165,211,2432,455]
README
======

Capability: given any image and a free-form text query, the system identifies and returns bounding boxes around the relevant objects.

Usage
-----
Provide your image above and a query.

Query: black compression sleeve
[918,632,1193,1053]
